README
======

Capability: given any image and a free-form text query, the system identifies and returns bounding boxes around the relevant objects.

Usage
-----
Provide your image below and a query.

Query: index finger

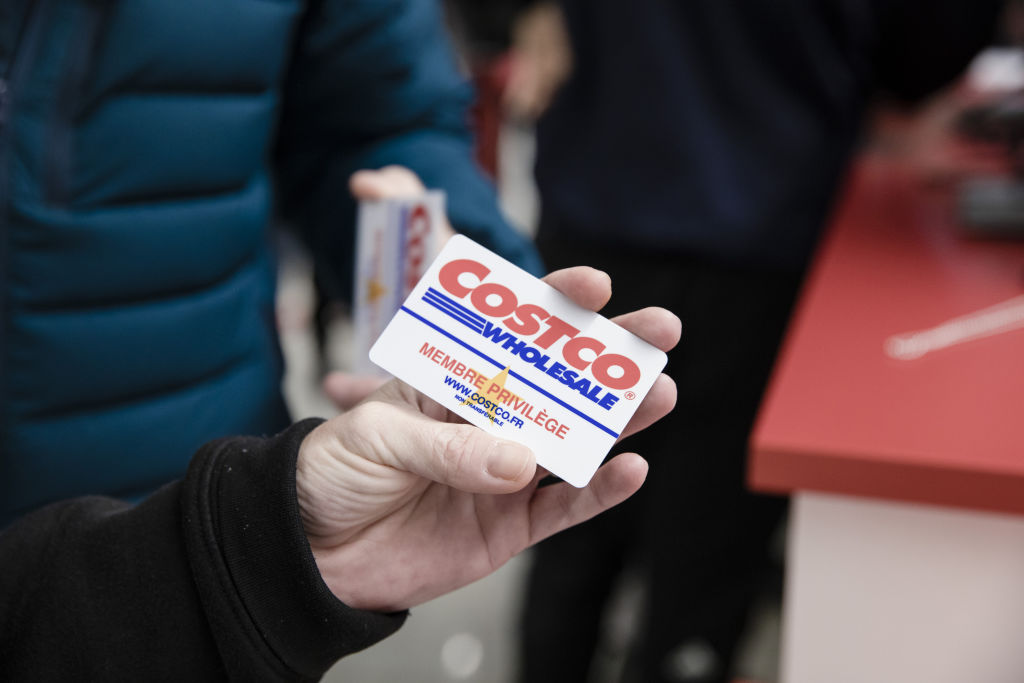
[542,269,680,442]
[542,268,680,352]
[541,266,612,312]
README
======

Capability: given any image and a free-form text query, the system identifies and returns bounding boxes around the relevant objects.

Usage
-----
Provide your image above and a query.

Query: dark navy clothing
[524,1,1000,681]
[0,0,540,524]
[536,0,1001,269]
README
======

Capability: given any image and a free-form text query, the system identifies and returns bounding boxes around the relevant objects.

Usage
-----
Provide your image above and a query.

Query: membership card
[370,235,668,487]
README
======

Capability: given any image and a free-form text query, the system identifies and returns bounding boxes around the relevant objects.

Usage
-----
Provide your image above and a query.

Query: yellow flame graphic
[365,278,388,304]
[462,366,512,423]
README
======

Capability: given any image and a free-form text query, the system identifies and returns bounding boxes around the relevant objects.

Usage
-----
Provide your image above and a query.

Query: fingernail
[486,442,530,480]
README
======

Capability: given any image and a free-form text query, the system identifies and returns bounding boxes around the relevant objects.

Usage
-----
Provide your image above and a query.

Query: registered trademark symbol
[624,391,636,400]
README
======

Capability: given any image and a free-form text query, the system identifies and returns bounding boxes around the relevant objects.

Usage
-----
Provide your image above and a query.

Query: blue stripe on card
[422,291,486,331]
[424,288,486,324]
[422,297,485,333]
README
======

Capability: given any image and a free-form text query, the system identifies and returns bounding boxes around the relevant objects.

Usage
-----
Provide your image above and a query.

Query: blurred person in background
[508,1,1004,682]
[0,0,541,525]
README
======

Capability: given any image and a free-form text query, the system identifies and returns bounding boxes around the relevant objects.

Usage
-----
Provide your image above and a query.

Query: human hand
[869,88,1013,187]
[295,266,679,612]
[504,2,572,121]
[323,166,460,412]
[349,165,456,243]
[322,373,388,412]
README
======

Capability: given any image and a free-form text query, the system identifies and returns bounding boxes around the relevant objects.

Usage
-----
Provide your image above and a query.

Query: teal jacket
[0,0,541,523]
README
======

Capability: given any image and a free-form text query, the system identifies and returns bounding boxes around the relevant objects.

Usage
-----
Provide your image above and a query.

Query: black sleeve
[0,419,406,682]
[873,0,1003,103]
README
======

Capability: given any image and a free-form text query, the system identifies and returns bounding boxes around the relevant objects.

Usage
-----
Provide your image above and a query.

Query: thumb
[341,401,537,493]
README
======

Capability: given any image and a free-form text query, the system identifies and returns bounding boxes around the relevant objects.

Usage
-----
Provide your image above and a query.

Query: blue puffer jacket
[0,0,541,523]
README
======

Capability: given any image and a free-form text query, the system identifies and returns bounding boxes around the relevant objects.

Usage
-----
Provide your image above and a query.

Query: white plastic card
[352,191,446,374]
[370,235,668,487]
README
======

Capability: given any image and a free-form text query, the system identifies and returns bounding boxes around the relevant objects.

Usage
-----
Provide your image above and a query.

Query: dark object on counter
[959,177,1024,238]
[957,94,1024,237]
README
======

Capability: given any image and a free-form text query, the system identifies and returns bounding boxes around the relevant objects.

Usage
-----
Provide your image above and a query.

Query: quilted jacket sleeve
[273,0,542,302]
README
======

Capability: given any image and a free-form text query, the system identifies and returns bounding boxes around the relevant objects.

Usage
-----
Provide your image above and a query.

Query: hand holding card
[297,258,679,611]
[371,236,671,487]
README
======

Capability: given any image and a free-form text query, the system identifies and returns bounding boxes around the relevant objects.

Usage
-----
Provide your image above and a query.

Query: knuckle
[347,400,385,426]
[433,426,476,479]
[341,401,390,457]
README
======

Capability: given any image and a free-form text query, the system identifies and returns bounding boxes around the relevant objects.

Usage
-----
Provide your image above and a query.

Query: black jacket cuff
[182,419,407,681]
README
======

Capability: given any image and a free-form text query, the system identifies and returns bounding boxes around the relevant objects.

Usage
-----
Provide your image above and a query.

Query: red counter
[748,156,1024,683]
[750,157,1024,515]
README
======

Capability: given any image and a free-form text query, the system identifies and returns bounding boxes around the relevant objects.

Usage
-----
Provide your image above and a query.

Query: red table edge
[749,445,1024,517]
[746,157,1024,517]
